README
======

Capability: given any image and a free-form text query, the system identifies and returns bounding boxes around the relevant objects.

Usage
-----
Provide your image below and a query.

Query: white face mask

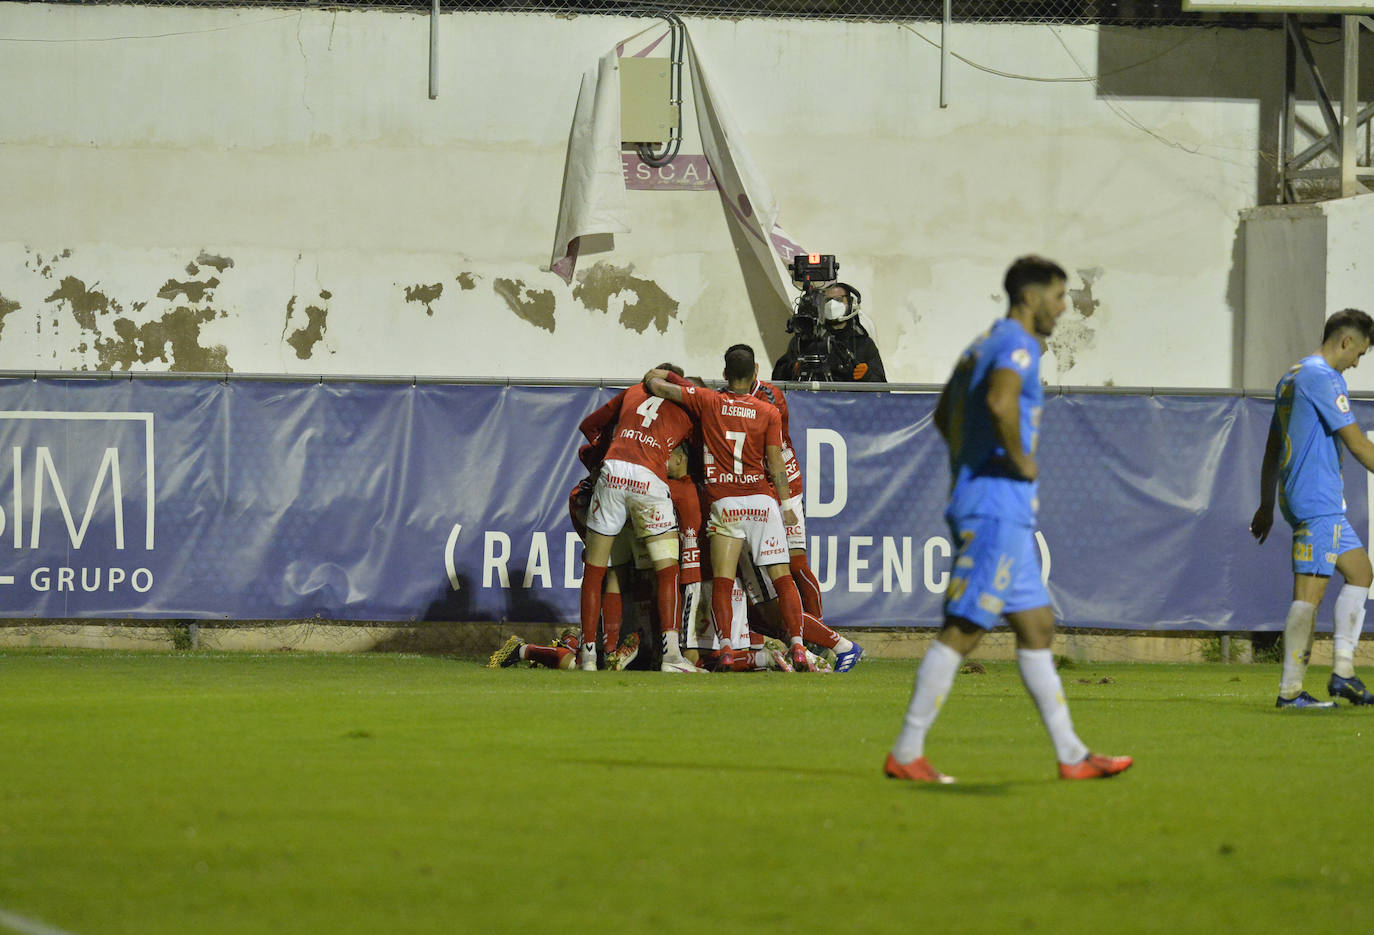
[822,298,848,322]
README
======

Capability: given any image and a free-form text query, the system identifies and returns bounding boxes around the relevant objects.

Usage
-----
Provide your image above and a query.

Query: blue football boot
[1275,691,1337,709]
[834,642,865,673]
[1328,673,1374,705]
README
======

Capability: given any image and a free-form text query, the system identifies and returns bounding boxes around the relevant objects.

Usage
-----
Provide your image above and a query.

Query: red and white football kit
[676,384,788,563]
[579,383,693,663]
[673,380,806,654]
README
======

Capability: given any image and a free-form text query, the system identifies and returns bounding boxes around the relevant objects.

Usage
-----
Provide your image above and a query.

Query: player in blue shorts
[1251,308,1374,708]
[885,255,1133,784]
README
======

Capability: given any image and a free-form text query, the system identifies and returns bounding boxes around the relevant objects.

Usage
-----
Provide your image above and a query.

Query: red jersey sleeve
[579,389,627,445]
[763,405,783,449]
[676,383,714,419]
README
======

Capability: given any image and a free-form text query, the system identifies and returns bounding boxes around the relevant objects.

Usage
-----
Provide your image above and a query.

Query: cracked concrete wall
[0,4,1301,384]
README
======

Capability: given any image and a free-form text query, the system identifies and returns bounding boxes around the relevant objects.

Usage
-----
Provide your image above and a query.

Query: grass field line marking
[0,907,80,935]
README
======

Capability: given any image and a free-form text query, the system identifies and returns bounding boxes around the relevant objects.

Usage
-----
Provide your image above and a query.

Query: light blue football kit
[1274,355,1362,576]
[942,318,1049,628]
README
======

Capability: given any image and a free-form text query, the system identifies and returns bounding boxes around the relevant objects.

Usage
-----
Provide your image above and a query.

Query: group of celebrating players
[492,252,1374,783]
[490,342,864,674]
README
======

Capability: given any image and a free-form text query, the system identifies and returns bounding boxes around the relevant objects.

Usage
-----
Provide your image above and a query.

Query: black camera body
[785,254,842,381]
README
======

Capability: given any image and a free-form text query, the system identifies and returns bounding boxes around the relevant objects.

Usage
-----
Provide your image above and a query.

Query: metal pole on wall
[1340,15,1359,197]
[428,0,439,100]
[940,0,951,108]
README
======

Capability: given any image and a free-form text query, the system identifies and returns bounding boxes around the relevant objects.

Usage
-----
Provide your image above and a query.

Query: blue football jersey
[944,318,1043,527]
[1275,354,1356,524]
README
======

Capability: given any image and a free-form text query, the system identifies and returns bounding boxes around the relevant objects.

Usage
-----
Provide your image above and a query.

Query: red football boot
[1058,753,1133,780]
[883,753,956,784]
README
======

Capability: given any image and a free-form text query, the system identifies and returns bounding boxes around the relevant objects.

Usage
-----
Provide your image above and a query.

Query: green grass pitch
[0,649,1371,935]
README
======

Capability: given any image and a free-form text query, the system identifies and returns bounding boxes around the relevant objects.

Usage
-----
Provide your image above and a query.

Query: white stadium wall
[0,3,1365,385]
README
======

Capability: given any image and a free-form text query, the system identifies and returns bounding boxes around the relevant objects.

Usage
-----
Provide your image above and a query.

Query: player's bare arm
[1337,421,1374,472]
[643,369,685,405]
[767,444,797,525]
[1250,421,1283,544]
[986,367,1036,481]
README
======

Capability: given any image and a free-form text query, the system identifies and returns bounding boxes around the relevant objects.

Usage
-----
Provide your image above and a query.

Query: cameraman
[772,282,887,383]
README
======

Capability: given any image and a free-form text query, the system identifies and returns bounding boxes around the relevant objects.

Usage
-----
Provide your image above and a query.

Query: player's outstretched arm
[1250,421,1282,544]
[986,368,1036,481]
[643,369,685,405]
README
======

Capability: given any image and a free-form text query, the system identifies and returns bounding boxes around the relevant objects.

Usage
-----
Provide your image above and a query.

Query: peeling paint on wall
[456,273,477,291]
[157,278,220,304]
[26,248,71,280]
[41,264,231,372]
[1070,267,1104,318]
[1049,317,1097,372]
[93,308,229,372]
[45,276,115,331]
[1049,268,1104,374]
[572,262,678,335]
[0,294,20,339]
[404,283,443,316]
[493,278,555,333]
[283,295,331,361]
[196,252,234,274]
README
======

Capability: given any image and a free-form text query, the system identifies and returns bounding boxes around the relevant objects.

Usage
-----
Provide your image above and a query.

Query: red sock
[772,573,804,642]
[655,566,680,636]
[602,591,623,651]
[524,645,563,669]
[790,553,823,619]
[801,611,840,650]
[711,575,735,645]
[580,564,607,648]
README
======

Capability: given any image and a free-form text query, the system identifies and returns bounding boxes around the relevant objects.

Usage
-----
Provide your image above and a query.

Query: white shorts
[782,495,806,552]
[707,494,788,567]
[587,460,676,540]
[683,578,751,651]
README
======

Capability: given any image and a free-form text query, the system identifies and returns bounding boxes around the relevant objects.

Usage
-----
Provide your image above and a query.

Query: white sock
[1279,600,1318,697]
[662,630,683,660]
[790,636,804,648]
[1017,648,1089,765]
[1333,585,1367,679]
[891,641,962,763]
[834,637,854,654]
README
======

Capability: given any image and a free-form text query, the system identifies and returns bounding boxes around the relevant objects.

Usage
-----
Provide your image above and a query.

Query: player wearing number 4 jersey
[579,364,700,673]
[644,345,814,672]
[886,255,1131,783]
[1252,308,1374,708]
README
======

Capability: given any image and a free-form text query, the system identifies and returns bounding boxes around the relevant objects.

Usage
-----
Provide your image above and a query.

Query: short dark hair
[723,344,755,382]
[656,361,685,377]
[1004,255,1067,306]
[1323,309,1374,344]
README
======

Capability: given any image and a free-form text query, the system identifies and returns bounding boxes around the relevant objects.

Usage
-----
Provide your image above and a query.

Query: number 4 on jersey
[636,395,664,427]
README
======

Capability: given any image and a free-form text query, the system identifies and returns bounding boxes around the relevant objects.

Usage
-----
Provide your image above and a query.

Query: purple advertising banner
[0,378,1352,631]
